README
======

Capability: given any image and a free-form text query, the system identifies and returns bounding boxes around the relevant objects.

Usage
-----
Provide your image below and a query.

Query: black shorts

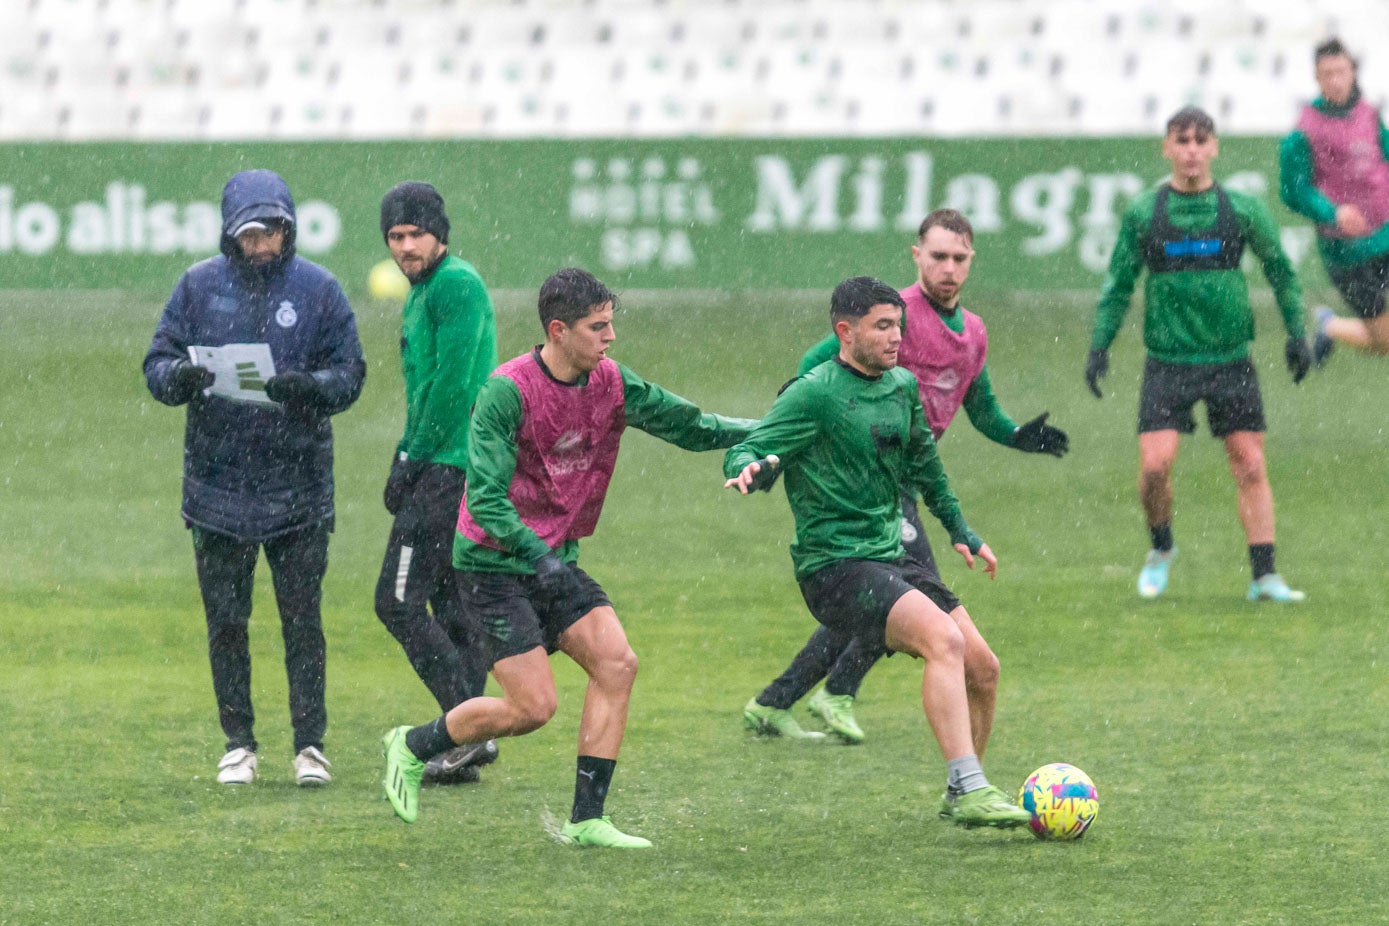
[1327,252,1389,320]
[455,566,612,665]
[1138,356,1265,438]
[797,557,960,654]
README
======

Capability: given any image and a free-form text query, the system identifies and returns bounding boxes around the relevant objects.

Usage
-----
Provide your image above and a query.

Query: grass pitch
[3,282,1387,925]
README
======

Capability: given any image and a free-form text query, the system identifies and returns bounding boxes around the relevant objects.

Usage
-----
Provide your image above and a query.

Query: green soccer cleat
[742,698,827,741]
[939,785,1031,829]
[1247,573,1306,603]
[559,815,652,849]
[806,687,865,744]
[382,726,425,823]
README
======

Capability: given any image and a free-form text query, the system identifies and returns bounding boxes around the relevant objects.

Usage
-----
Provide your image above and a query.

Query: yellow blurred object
[368,259,410,300]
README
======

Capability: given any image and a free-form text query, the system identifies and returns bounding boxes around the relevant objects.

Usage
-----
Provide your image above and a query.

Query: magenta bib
[1297,100,1389,235]
[896,285,988,440]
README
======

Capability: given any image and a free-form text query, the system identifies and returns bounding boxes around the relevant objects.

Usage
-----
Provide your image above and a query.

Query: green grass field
[3,281,1388,925]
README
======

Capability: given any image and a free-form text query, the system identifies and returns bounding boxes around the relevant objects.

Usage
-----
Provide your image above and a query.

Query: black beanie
[380,181,450,244]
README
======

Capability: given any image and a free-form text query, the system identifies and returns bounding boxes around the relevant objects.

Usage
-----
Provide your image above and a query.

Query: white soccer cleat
[216,747,257,785]
[293,746,332,786]
[1247,573,1306,603]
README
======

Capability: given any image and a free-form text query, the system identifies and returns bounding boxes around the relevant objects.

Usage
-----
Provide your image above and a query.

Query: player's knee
[921,620,966,665]
[967,648,1000,694]
[1227,450,1267,487]
[510,690,558,734]
[595,645,639,691]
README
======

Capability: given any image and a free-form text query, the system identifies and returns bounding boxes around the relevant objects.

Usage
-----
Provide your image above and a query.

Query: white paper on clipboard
[188,343,278,405]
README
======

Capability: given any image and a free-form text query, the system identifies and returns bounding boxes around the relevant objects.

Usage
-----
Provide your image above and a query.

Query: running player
[743,209,1068,747]
[726,276,1030,829]
[381,268,755,848]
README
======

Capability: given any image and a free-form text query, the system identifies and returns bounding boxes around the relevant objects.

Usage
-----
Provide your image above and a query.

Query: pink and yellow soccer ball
[1018,763,1098,840]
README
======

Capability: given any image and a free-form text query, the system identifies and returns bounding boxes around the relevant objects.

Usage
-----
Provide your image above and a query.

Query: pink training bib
[1297,100,1389,236]
[896,285,988,440]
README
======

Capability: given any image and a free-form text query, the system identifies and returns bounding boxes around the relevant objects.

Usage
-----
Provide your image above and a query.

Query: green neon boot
[559,815,652,849]
[742,698,827,741]
[382,726,425,823]
[806,687,865,744]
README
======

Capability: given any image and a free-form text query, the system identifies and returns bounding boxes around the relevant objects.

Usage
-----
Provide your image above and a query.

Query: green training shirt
[1278,95,1389,267]
[455,362,756,574]
[1091,184,1305,364]
[397,254,498,470]
[799,304,1017,446]
[724,358,977,581]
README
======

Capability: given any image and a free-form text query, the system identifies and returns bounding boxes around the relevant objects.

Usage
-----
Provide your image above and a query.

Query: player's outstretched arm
[722,378,820,494]
[619,365,757,451]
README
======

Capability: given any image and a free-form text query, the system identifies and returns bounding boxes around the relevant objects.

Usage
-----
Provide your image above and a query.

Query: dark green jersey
[456,362,756,574]
[398,254,498,470]
[724,358,977,581]
[799,303,1017,446]
[1091,184,1305,364]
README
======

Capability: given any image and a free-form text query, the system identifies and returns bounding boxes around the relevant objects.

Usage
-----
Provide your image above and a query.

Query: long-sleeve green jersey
[799,308,1017,446]
[1279,96,1389,267]
[1091,185,1305,364]
[456,362,756,573]
[397,254,498,469]
[724,359,977,581]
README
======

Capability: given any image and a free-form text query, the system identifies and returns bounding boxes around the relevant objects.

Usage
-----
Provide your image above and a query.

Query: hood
[220,169,297,262]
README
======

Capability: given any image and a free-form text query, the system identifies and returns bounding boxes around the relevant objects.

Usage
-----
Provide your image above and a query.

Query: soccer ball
[1017,763,1098,840]
[368,259,410,301]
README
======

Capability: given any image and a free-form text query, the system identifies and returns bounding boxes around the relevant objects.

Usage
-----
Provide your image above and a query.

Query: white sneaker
[217,747,257,785]
[293,746,332,787]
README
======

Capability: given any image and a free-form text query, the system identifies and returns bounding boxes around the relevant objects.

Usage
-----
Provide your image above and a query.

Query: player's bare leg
[1224,431,1273,545]
[887,590,1027,827]
[557,606,638,760]
[1325,312,1389,355]
[951,605,999,760]
[445,647,557,744]
[1137,430,1180,598]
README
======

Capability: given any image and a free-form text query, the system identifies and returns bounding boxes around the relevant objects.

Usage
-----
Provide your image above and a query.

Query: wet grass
[3,284,1388,924]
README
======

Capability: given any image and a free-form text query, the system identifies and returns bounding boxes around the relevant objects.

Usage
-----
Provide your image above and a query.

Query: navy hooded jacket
[143,170,366,541]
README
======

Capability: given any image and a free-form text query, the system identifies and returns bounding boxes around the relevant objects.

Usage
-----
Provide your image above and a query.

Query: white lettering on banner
[571,156,716,271]
[0,182,341,256]
[746,155,848,231]
[1011,168,1083,256]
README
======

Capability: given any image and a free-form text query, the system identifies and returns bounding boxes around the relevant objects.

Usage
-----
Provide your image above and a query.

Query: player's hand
[168,359,215,402]
[265,371,320,408]
[724,455,781,495]
[1084,350,1108,399]
[383,455,427,515]
[1013,412,1069,457]
[1285,336,1312,384]
[532,553,584,600]
[1335,204,1370,238]
[954,541,998,580]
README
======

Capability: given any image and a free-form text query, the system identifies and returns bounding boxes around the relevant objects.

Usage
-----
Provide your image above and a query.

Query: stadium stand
[1,0,1383,140]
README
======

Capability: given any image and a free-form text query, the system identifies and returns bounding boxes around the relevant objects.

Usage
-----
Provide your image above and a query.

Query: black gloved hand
[383,455,428,515]
[745,456,782,492]
[1012,412,1070,457]
[265,371,320,408]
[168,359,215,403]
[1285,336,1312,384]
[1084,349,1109,399]
[532,553,585,601]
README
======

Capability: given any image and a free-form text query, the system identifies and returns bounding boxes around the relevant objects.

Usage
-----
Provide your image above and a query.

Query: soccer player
[374,182,499,785]
[381,268,755,848]
[725,276,1030,829]
[1086,107,1312,603]
[1279,38,1389,364]
[743,209,1068,746]
[144,169,365,786]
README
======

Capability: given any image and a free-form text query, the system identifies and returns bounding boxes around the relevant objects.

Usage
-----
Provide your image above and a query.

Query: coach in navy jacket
[143,169,364,787]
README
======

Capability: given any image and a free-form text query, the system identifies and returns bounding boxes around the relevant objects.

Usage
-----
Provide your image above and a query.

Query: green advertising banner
[0,138,1325,295]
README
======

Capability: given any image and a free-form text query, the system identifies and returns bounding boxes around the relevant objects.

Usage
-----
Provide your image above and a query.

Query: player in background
[742,209,1068,747]
[1087,107,1312,603]
[1279,38,1389,364]
[726,276,1029,829]
[375,182,499,785]
[144,169,365,786]
[380,268,756,848]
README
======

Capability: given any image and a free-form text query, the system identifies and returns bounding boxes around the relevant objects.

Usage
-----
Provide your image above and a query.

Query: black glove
[1012,412,1069,457]
[265,371,320,408]
[167,359,215,403]
[1084,349,1109,399]
[1285,336,1312,384]
[532,553,585,601]
[383,455,428,515]
[745,456,782,492]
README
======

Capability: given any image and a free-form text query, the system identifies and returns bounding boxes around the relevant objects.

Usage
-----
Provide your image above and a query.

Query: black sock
[1149,522,1173,553]
[1249,543,1275,580]
[571,755,617,823]
[405,716,456,762]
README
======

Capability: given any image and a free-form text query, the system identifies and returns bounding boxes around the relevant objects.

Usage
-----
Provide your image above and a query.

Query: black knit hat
[380,181,450,244]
